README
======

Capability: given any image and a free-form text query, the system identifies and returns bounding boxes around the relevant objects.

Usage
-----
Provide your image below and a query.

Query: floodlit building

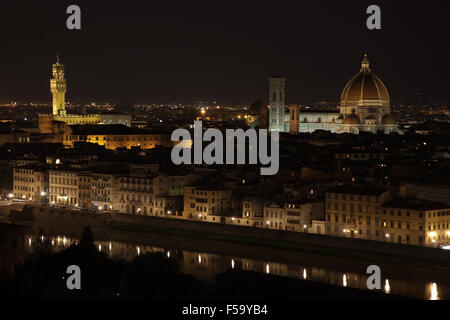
[49,169,79,206]
[39,57,131,134]
[183,185,233,222]
[326,185,450,247]
[64,124,174,150]
[13,166,48,202]
[91,172,116,211]
[263,200,325,232]
[266,54,400,134]
[381,200,450,247]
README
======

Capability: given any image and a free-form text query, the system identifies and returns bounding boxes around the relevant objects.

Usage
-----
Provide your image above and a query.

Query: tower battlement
[50,55,67,116]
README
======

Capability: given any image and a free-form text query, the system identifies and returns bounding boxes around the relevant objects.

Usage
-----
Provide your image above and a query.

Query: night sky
[0,0,449,105]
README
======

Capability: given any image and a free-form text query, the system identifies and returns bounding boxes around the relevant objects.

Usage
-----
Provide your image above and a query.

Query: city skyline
[0,1,449,105]
[2,0,450,305]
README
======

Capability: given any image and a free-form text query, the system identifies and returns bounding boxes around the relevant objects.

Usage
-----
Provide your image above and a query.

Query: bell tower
[50,55,67,116]
[269,77,286,132]
[288,104,300,133]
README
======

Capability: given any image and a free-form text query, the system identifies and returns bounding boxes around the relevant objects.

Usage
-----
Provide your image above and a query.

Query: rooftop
[328,185,388,196]
[69,124,169,135]
[382,199,450,211]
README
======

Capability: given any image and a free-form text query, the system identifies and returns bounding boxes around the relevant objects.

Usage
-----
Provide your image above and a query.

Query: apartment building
[284,201,325,233]
[183,186,233,222]
[13,166,48,202]
[326,185,391,240]
[91,172,116,211]
[264,202,286,230]
[242,196,264,227]
[381,200,450,247]
[325,184,450,247]
[116,170,192,217]
[49,169,79,206]
[78,172,92,209]
[117,173,155,215]
[263,200,325,232]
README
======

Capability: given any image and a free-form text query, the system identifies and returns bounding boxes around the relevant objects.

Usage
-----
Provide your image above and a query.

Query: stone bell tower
[288,104,300,133]
[269,77,286,132]
[50,55,67,116]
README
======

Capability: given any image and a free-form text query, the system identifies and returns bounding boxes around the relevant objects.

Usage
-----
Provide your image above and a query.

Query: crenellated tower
[50,55,67,116]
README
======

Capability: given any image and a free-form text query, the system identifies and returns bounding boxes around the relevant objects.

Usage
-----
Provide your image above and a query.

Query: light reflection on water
[385,279,391,294]
[24,233,447,300]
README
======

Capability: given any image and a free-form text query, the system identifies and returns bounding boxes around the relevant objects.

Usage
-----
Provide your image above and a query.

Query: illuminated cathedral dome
[340,54,390,114]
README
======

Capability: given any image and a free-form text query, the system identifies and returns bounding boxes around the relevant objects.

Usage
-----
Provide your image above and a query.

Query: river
[22,229,450,300]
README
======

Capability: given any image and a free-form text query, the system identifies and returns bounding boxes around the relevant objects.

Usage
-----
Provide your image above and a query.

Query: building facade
[183,186,233,222]
[49,169,79,206]
[326,185,450,247]
[13,166,48,202]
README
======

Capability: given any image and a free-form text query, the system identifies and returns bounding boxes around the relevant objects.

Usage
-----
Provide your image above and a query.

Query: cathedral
[253,54,399,134]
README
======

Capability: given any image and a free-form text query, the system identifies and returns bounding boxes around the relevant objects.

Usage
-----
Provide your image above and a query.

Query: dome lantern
[360,53,371,73]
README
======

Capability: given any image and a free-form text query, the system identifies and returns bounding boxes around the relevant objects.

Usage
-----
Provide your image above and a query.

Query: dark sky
[0,0,449,105]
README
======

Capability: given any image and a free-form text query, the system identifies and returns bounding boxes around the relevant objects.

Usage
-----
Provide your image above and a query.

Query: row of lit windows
[428,224,450,231]
[327,193,379,202]
[327,202,371,213]
[50,187,77,195]
[51,177,77,185]
[14,176,34,183]
[83,135,164,142]
[265,210,284,219]
[50,195,77,204]
[14,185,33,192]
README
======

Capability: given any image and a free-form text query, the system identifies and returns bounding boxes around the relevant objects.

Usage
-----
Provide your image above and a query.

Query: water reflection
[430,283,439,300]
[22,232,447,300]
[385,279,391,294]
